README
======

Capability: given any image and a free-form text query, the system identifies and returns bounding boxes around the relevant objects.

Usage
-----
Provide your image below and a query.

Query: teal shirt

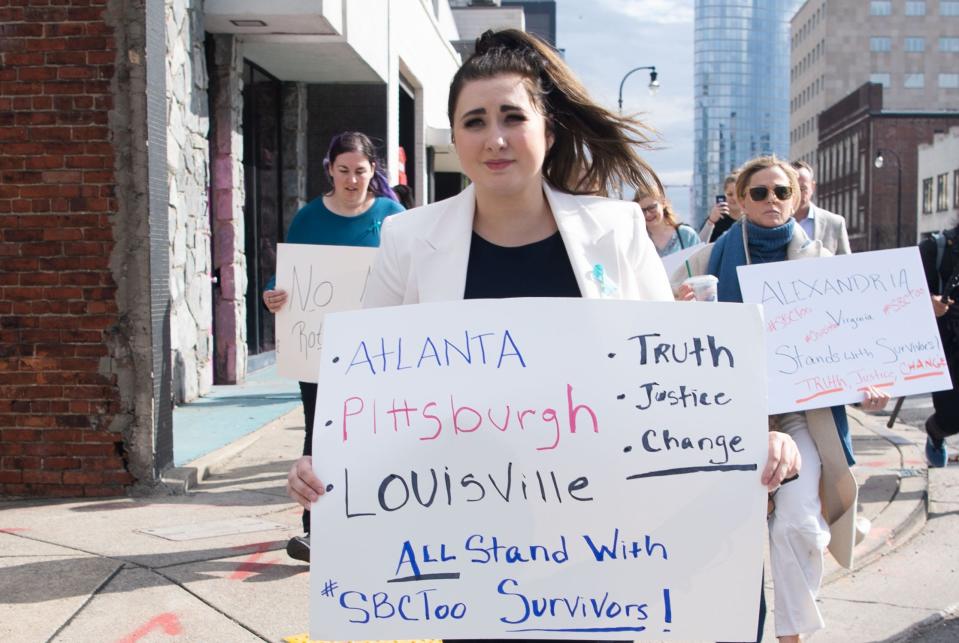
[656,224,702,258]
[266,195,404,290]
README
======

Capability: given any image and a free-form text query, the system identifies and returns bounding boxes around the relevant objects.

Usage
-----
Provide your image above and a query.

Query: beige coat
[670,223,860,569]
[810,203,852,256]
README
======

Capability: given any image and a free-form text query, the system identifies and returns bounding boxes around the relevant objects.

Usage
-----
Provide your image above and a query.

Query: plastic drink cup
[683,275,719,302]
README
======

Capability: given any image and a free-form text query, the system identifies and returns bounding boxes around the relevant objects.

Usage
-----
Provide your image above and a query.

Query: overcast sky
[556,0,695,217]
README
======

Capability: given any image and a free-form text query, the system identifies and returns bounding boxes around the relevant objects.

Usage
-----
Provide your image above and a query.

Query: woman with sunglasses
[673,155,888,643]
[634,187,702,257]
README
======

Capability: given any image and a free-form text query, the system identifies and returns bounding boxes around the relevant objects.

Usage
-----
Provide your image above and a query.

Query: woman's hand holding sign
[287,455,325,509]
[263,288,288,313]
[762,432,801,492]
[861,385,891,411]
[931,294,953,318]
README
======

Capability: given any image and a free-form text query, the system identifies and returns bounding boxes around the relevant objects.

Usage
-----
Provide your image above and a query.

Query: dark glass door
[242,61,282,356]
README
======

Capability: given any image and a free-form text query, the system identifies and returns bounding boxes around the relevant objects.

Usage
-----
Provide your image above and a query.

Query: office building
[817,83,959,250]
[0,0,464,496]
[450,0,557,58]
[693,0,803,226]
[917,125,959,237]
[791,0,959,167]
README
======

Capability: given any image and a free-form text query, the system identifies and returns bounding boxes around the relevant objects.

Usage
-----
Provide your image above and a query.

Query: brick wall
[869,116,959,250]
[0,0,134,496]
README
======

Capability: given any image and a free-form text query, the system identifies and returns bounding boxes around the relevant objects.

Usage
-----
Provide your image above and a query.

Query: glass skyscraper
[693,0,803,226]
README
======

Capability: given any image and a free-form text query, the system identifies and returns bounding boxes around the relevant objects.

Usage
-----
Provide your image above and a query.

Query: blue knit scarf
[707,218,796,303]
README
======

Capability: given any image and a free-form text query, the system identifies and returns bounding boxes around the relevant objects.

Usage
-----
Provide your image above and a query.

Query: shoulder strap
[940,231,959,296]
[935,232,947,293]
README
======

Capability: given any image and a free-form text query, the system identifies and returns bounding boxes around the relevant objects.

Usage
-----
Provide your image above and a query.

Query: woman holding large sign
[264,131,405,562]
[287,30,802,641]
[674,156,889,643]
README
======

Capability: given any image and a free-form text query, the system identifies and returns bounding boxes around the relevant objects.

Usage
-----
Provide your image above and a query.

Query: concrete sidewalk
[171,363,300,468]
[0,401,953,642]
[0,407,307,643]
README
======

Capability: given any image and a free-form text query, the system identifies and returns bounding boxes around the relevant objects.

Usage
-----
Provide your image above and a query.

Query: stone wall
[165,0,212,402]
[210,35,247,384]
[281,82,308,236]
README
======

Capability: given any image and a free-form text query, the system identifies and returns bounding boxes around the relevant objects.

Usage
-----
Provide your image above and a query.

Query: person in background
[673,155,889,643]
[634,187,702,257]
[287,29,802,643]
[791,160,851,255]
[392,183,414,209]
[699,171,743,243]
[262,131,404,563]
[919,223,959,467]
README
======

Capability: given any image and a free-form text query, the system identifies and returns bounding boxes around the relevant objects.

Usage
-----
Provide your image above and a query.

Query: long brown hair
[448,29,662,197]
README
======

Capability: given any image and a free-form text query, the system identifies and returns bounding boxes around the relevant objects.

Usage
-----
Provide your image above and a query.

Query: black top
[463,231,582,299]
[708,214,736,243]
[920,227,959,353]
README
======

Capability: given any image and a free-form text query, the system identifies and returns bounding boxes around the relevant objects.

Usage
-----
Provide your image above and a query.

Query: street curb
[159,407,302,494]
[823,408,929,586]
[878,601,959,643]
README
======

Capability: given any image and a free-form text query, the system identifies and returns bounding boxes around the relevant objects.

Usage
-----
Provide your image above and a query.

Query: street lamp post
[874,148,903,248]
[616,66,659,198]
[617,66,659,113]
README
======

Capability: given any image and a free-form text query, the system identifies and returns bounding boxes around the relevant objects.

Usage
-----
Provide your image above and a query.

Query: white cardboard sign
[309,298,769,641]
[274,243,377,382]
[737,247,952,414]
[659,245,701,279]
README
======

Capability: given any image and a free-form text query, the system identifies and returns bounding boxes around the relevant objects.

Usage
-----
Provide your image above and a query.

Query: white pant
[769,412,832,637]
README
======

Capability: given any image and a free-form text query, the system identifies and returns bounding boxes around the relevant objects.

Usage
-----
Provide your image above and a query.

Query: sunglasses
[640,202,660,213]
[748,185,793,202]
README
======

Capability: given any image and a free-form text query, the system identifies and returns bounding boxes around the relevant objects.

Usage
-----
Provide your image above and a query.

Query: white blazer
[364,181,674,307]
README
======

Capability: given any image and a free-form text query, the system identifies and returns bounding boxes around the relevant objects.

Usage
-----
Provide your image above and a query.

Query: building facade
[791,0,959,167]
[917,125,959,236]
[693,0,803,226]
[502,0,557,46]
[817,83,959,251]
[0,0,463,497]
[448,0,557,58]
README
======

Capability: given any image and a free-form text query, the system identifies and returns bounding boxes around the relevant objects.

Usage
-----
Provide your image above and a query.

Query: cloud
[655,169,693,185]
[624,95,695,136]
[557,0,695,214]
[593,0,694,25]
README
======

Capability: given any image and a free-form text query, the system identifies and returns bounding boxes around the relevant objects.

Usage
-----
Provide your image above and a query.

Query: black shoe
[287,534,310,562]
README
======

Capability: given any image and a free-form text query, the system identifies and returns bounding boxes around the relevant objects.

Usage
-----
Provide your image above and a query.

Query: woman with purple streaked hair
[262,131,404,562]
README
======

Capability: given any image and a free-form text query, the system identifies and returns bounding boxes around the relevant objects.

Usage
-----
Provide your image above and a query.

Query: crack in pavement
[819,595,942,611]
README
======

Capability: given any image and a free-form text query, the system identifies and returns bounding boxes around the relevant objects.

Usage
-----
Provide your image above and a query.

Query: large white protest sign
[309,298,769,641]
[737,247,952,414]
[274,243,377,382]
